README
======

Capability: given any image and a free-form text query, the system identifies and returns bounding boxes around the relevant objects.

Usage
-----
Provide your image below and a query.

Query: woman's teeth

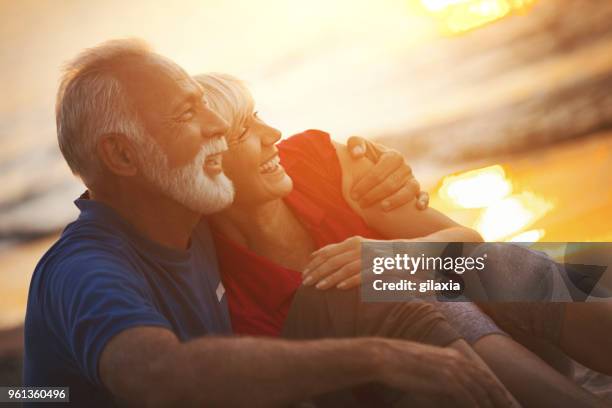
[259,155,281,174]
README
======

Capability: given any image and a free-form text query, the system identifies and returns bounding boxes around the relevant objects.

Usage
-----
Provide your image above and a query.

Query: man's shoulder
[33,218,140,287]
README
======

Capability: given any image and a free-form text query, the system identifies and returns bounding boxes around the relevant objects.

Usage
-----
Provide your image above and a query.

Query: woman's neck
[210,198,315,269]
[210,199,287,244]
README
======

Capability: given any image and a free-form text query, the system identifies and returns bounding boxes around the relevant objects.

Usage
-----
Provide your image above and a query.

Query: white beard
[138,137,235,214]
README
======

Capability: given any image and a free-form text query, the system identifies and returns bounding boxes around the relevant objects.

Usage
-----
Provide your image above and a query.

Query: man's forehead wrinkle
[112,58,187,114]
[114,58,174,86]
[177,76,204,102]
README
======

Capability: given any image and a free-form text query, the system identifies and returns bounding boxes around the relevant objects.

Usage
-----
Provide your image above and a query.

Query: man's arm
[100,327,376,407]
[344,136,429,211]
[334,141,480,241]
[300,142,481,288]
[100,327,512,407]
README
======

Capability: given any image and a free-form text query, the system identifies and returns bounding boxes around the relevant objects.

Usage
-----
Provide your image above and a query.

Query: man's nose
[199,106,230,139]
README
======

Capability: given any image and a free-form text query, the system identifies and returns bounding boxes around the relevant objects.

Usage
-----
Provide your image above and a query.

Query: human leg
[282,285,514,407]
[473,334,604,408]
[471,243,612,375]
[561,303,612,375]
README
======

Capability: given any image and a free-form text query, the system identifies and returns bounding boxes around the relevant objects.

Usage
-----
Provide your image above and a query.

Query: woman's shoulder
[278,129,373,198]
[281,128,332,145]
[278,129,336,168]
[277,129,345,207]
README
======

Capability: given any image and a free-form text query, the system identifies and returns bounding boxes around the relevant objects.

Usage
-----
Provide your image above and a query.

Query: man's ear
[97,133,139,177]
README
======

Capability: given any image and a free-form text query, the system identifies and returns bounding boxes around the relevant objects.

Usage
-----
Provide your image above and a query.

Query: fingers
[378,185,417,212]
[446,377,483,408]
[304,242,352,276]
[348,136,385,162]
[380,343,504,408]
[315,259,361,290]
[382,179,426,212]
[457,370,495,408]
[346,136,367,158]
[462,364,513,408]
[416,191,430,211]
[337,274,361,290]
[357,166,413,209]
[480,373,514,408]
[435,349,507,408]
[373,177,422,212]
[303,251,359,288]
[310,239,348,258]
[350,152,405,202]
[408,177,421,201]
[305,236,362,270]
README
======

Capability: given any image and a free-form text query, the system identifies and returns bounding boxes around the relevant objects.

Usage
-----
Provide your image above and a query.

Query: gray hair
[193,73,255,138]
[56,38,153,184]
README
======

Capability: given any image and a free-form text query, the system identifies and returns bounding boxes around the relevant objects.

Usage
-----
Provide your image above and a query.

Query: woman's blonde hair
[193,73,255,138]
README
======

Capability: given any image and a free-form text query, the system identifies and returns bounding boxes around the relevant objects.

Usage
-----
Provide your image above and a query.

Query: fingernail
[316,280,327,289]
[303,268,310,275]
[337,282,347,289]
[303,276,313,285]
[352,145,365,156]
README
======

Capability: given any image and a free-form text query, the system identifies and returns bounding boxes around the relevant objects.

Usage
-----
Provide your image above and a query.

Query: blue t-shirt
[23,195,232,407]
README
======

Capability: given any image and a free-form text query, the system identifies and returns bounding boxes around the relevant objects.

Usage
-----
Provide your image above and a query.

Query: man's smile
[204,153,223,175]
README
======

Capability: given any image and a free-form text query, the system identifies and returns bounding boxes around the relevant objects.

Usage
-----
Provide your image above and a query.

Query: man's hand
[376,339,515,408]
[346,136,429,212]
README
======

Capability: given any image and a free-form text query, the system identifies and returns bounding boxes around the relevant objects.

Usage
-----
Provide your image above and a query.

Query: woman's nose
[262,125,282,145]
[200,106,230,140]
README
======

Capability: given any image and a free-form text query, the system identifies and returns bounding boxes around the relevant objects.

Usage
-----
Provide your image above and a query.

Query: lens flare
[419,0,538,34]
[476,192,553,241]
[506,228,545,242]
[438,165,511,208]
[436,164,554,241]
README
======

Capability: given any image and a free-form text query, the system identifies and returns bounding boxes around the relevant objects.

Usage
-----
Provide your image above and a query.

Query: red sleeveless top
[213,130,384,336]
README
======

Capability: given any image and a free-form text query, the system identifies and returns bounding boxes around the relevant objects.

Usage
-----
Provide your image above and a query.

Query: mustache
[186,137,228,170]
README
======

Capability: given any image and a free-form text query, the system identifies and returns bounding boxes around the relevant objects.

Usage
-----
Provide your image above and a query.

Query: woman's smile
[259,153,283,175]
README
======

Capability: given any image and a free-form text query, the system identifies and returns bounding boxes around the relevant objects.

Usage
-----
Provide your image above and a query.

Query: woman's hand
[302,235,376,290]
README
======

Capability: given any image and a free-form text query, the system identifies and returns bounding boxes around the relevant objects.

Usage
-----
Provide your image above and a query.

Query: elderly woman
[196,73,607,407]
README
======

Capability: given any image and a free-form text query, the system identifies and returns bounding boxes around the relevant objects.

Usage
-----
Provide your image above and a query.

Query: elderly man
[23,39,509,407]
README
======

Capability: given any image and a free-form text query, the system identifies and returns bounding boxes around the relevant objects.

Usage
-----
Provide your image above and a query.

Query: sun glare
[438,165,512,208]
[419,0,538,34]
[475,191,552,240]
[436,165,554,242]
[507,229,545,242]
